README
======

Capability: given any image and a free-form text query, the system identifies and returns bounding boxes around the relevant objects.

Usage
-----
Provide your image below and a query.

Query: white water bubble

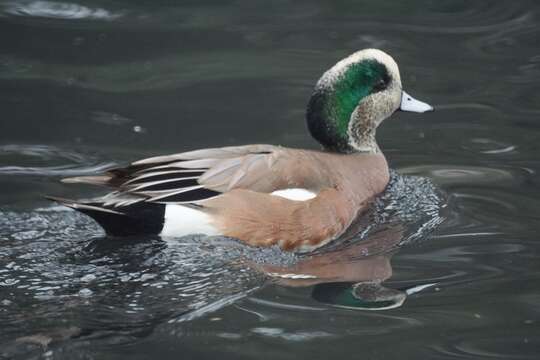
[78,288,93,297]
[80,274,96,283]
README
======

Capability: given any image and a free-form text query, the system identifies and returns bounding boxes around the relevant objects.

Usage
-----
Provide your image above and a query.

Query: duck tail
[60,175,113,186]
[45,196,166,236]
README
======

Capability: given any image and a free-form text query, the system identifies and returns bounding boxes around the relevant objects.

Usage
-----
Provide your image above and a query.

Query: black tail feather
[46,196,166,236]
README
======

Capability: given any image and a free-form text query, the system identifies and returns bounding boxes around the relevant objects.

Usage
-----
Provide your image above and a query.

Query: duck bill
[400,91,434,113]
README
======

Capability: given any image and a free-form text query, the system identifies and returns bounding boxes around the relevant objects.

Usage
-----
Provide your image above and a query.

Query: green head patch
[306,59,391,152]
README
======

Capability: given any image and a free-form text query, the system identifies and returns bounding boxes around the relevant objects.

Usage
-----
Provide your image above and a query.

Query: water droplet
[80,274,96,282]
[133,125,146,133]
[1,299,12,306]
[78,288,93,297]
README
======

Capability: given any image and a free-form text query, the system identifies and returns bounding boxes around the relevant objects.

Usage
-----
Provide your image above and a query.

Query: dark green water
[1,1,539,359]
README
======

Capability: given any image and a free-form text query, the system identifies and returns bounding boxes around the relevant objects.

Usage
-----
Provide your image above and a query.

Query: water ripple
[435,103,502,113]
[400,165,526,187]
[432,331,539,359]
[0,171,445,355]
[2,1,122,20]
[0,144,115,176]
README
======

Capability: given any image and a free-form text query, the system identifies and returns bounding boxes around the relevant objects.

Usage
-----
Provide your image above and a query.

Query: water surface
[1,1,540,359]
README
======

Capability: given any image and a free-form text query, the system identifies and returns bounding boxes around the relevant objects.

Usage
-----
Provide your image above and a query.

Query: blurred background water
[1,0,539,359]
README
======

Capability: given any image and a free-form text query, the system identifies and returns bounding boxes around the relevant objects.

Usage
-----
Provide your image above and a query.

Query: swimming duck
[49,49,433,252]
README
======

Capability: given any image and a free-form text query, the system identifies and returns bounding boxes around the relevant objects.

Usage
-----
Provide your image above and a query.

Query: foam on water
[3,1,122,20]
[0,171,444,355]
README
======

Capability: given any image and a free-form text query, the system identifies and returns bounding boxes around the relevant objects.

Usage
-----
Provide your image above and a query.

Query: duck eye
[372,79,387,92]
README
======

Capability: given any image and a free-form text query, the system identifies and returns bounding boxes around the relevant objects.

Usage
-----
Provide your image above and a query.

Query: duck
[48,48,433,252]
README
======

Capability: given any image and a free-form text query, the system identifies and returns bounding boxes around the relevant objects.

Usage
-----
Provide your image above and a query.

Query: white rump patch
[271,188,317,201]
[160,205,219,237]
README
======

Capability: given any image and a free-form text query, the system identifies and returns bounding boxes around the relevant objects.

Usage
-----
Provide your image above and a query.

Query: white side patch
[160,204,220,237]
[271,188,317,201]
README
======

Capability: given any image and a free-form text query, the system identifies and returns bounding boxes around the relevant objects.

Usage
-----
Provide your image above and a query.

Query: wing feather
[59,144,326,206]
[123,170,204,185]
[127,177,200,192]
[132,144,276,164]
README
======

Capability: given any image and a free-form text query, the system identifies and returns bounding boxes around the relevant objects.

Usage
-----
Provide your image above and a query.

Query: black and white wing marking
[114,161,221,203]
[62,160,221,204]
[61,144,278,205]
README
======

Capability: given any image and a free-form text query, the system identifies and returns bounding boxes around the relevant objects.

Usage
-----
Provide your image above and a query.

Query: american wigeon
[49,49,433,252]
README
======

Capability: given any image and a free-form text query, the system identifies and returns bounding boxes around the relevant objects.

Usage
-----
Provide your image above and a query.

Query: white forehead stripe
[317,48,401,89]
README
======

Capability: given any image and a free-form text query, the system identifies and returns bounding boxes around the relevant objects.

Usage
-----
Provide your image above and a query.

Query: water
[1,0,539,359]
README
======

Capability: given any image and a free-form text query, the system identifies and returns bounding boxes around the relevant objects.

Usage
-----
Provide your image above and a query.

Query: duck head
[306,49,432,153]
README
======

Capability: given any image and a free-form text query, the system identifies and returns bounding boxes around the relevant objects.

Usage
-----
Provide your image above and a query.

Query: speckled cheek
[374,88,401,125]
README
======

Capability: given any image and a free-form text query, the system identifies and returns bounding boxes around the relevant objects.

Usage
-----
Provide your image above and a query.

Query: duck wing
[61,144,331,204]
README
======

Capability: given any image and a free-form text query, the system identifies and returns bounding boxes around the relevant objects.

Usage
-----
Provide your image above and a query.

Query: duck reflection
[259,224,433,310]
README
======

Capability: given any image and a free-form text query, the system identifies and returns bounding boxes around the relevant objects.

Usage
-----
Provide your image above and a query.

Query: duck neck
[347,102,381,154]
